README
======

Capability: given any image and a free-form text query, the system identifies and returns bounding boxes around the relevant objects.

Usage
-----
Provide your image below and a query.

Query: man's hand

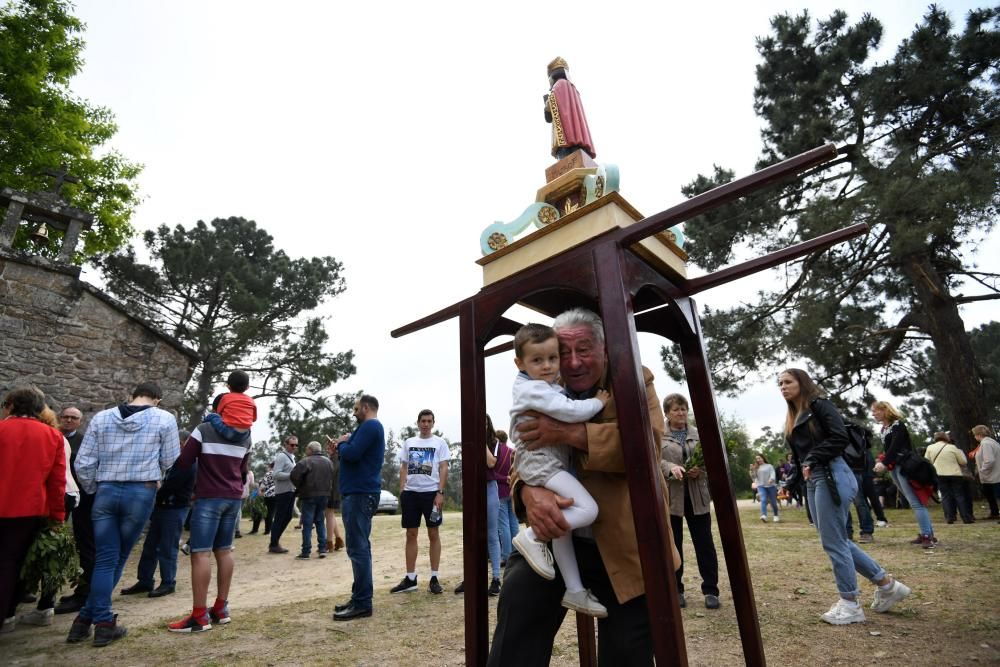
[517,411,587,452]
[522,485,573,541]
[802,465,812,481]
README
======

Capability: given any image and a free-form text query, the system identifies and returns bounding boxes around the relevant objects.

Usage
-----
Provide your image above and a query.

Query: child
[509,323,610,618]
[204,370,256,442]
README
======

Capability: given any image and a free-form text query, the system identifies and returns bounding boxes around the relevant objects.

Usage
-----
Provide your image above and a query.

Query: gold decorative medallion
[488,232,509,251]
[538,207,559,225]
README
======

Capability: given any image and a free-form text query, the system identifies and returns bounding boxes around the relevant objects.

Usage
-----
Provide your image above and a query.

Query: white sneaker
[876,520,889,528]
[512,532,555,580]
[18,608,53,626]
[871,578,911,613]
[773,516,780,523]
[562,589,608,618]
[1,616,14,634]
[821,598,866,625]
[760,515,767,523]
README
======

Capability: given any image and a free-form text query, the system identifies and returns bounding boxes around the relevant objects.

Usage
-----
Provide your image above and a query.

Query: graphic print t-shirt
[400,435,451,493]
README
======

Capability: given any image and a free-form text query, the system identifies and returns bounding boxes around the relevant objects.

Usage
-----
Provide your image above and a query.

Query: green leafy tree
[718,414,755,497]
[664,6,1000,452]
[259,392,358,478]
[898,321,1000,436]
[100,216,354,428]
[381,429,403,496]
[0,0,141,258]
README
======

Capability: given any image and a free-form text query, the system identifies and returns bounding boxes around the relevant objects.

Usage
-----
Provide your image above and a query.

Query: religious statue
[544,57,596,160]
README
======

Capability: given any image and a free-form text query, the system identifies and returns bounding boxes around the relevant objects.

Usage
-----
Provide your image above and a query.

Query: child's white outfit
[509,371,607,617]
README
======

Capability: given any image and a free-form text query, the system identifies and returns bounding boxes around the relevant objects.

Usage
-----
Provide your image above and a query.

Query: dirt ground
[3,502,999,666]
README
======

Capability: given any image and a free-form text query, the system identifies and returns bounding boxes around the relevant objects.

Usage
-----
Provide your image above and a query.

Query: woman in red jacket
[0,387,67,633]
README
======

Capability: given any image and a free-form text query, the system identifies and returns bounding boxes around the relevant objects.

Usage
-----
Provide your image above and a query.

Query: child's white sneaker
[562,589,608,618]
[513,532,555,580]
[773,515,780,523]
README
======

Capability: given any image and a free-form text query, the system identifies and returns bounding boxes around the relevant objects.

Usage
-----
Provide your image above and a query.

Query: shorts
[327,496,341,510]
[189,497,243,553]
[400,490,441,529]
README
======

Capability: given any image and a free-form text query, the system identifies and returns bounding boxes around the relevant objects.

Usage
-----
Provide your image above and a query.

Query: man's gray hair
[552,307,605,348]
[306,440,323,454]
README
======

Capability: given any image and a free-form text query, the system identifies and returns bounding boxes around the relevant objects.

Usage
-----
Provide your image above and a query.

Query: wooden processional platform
[393,143,866,666]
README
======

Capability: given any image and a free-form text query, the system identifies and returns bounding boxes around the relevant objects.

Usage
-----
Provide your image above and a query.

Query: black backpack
[842,421,873,471]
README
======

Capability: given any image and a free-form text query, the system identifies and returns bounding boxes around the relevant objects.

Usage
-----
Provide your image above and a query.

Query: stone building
[0,175,198,425]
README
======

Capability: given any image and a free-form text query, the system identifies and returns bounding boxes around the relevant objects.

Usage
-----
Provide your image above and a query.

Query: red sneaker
[168,613,211,633]
[209,604,230,625]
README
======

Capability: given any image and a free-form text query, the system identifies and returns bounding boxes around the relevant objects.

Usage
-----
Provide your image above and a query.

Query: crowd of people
[1,305,998,660]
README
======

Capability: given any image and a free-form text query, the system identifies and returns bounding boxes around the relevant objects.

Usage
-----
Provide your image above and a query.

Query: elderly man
[55,406,94,615]
[487,308,671,666]
[290,441,336,559]
[67,382,179,647]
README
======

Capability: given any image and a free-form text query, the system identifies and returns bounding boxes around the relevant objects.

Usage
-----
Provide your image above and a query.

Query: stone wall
[0,249,198,426]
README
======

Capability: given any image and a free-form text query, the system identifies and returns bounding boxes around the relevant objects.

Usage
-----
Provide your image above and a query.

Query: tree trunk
[186,360,216,431]
[904,254,988,452]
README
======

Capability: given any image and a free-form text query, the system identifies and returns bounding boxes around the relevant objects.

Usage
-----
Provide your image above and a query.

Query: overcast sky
[71,0,994,444]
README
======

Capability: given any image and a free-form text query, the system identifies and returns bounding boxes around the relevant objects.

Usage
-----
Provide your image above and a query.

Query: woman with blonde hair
[871,400,936,547]
[779,369,910,625]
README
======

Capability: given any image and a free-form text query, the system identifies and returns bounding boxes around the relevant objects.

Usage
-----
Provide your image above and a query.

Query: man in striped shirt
[67,382,179,647]
[167,398,252,633]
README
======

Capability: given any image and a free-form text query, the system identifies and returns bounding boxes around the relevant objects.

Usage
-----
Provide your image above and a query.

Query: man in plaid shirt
[67,382,179,648]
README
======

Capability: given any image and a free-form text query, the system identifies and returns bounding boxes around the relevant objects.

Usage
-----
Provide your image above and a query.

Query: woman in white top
[752,453,780,522]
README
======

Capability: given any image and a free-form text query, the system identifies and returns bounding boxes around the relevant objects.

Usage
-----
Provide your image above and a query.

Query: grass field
[3,502,999,665]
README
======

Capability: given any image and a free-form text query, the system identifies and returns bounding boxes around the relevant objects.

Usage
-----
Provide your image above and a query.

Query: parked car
[377,489,399,514]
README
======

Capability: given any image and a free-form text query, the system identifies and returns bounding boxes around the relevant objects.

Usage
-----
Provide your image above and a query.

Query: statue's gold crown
[547,57,569,74]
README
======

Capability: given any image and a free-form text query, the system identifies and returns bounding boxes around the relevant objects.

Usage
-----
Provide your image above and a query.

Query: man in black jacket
[55,406,92,614]
[290,441,335,559]
[119,430,196,598]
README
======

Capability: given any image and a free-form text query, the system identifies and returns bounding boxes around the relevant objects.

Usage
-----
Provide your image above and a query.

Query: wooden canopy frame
[392,144,866,666]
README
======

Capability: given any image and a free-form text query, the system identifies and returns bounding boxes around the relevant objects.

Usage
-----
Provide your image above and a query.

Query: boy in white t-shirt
[390,409,451,595]
[510,323,610,617]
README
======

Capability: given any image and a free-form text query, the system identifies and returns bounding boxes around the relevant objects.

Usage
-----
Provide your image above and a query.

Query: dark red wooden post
[678,298,765,667]
[594,243,687,667]
[459,301,489,666]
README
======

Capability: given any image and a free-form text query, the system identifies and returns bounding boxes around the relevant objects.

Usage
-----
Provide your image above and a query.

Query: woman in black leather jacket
[779,368,910,625]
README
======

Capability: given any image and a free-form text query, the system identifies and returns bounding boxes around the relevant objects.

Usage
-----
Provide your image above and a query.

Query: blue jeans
[81,482,157,623]
[300,496,328,556]
[498,496,518,562]
[136,506,187,588]
[846,472,875,537]
[189,498,243,553]
[342,492,379,610]
[486,481,501,578]
[807,458,887,599]
[759,486,779,518]
[891,468,934,536]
